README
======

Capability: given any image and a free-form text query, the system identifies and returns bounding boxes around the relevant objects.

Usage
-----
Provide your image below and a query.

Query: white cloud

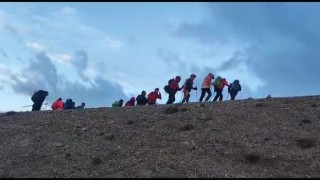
[24,41,45,51]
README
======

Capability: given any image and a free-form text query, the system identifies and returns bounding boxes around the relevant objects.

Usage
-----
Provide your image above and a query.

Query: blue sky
[0,2,319,111]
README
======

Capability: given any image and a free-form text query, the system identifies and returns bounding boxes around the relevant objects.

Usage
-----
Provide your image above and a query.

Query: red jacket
[216,79,229,90]
[125,97,135,106]
[169,80,181,93]
[52,100,63,110]
[147,91,161,104]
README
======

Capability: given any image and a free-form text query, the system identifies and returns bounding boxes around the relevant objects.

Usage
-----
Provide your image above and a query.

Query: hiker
[76,102,86,108]
[199,73,215,102]
[112,99,124,107]
[147,88,161,105]
[136,91,148,106]
[164,76,183,104]
[31,90,49,111]
[64,98,75,109]
[181,74,197,103]
[125,97,136,106]
[51,98,63,111]
[213,77,229,101]
[228,80,242,100]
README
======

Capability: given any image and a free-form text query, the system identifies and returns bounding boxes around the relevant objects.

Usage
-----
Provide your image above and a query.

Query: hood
[129,97,136,102]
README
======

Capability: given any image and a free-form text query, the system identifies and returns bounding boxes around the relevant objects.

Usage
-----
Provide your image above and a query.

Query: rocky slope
[0,96,320,178]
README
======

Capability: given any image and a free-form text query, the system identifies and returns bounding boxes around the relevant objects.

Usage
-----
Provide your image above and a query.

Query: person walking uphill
[199,73,215,102]
[136,91,148,105]
[213,77,229,101]
[164,76,183,104]
[125,97,136,107]
[112,99,124,107]
[228,79,242,100]
[147,88,161,105]
[31,90,49,111]
[52,98,63,111]
[181,74,197,103]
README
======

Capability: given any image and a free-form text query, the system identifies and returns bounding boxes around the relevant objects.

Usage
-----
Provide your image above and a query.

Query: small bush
[296,138,316,149]
[91,157,102,166]
[164,106,179,114]
[104,134,115,141]
[301,119,311,124]
[255,103,265,107]
[244,152,261,164]
[2,111,16,116]
[179,124,195,131]
[180,107,188,112]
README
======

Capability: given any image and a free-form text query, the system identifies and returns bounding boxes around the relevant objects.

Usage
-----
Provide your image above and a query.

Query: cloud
[171,2,320,97]
[0,48,8,59]
[8,52,128,107]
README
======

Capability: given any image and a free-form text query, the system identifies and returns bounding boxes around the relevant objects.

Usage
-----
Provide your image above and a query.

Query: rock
[266,94,272,99]
[82,127,87,131]
[54,143,64,147]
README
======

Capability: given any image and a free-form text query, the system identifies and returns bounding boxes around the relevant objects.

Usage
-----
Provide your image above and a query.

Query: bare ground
[1,96,320,178]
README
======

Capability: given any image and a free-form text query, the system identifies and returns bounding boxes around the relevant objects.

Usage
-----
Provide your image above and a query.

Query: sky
[0,2,319,112]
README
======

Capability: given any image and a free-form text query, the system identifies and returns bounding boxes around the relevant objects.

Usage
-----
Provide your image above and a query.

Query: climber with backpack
[31,90,49,111]
[213,76,229,101]
[164,76,183,104]
[136,91,148,105]
[147,88,162,105]
[125,97,136,107]
[181,74,197,103]
[199,73,215,102]
[64,98,76,109]
[228,80,242,100]
[112,99,124,107]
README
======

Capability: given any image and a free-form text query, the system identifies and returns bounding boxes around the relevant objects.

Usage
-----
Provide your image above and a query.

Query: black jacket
[136,95,148,105]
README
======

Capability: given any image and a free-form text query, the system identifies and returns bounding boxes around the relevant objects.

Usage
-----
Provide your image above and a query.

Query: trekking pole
[195,87,198,102]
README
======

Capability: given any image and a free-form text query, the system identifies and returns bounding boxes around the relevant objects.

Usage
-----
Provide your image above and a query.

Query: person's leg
[32,102,42,111]
[186,91,190,103]
[199,89,206,102]
[181,90,187,103]
[205,88,212,101]
[219,90,223,101]
[213,91,220,101]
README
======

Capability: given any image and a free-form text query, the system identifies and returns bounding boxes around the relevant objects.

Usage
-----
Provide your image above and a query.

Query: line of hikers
[112,73,241,107]
[30,73,241,110]
[30,90,85,111]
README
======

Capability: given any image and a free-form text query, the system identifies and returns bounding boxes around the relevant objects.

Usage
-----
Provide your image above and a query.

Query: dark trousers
[32,102,43,111]
[199,88,212,102]
[213,89,223,101]
[166,93,176,104]
[230,90,238,100]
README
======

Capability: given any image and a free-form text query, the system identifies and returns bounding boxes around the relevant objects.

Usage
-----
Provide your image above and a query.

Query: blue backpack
[231,80,241,91]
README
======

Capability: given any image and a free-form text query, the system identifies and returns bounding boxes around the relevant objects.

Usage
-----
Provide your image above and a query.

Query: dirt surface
[1,96,320,178]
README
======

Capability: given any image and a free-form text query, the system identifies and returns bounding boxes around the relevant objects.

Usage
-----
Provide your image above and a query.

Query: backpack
[164,78,174,93]
[230,80,241,91]
[64,99,74,109]
[214,76,222,87]
[31,90,43,102]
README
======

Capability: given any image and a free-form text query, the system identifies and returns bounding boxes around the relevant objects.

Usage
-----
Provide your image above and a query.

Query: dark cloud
[9,52,128,107]
[172,2,320,97]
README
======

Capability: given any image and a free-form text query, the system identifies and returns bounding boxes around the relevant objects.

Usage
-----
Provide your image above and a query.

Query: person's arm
[239,84,242,91]
[158,92,162,100]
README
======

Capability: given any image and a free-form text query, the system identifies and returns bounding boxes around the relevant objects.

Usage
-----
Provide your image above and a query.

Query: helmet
[175,76,181,80]
[190,74,196,78]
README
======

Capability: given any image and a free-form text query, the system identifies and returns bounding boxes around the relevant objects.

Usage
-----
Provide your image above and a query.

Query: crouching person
[228,80,241,100]
[112,99,124,107]
[52,98,63,111]
[31,90,49,111]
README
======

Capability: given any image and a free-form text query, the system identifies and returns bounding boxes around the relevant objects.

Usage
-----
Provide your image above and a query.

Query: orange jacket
[202,73,214,88]
[52,100,63,110]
